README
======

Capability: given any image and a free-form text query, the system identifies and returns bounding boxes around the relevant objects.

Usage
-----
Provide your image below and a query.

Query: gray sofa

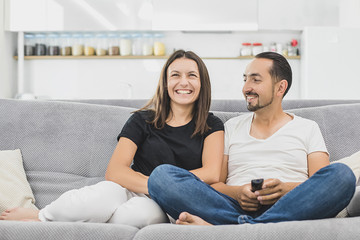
[0,98,359,240]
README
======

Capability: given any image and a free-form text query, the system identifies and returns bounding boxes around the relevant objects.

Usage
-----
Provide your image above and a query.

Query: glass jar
[47,33,60,56]
[142,33,153,56]
[72,33,84,56]
[108,33,120,56]
[83,33,95,56]
[153,33,166,56]
[131,33,143,56]
[120,34,132,56]
[95,33,108,56]
[34,33,47,56]
[240,43,252,56]
[270,42,277,52]
[252,43,263,56]
[60,33,72,56]
[24,33,35,56]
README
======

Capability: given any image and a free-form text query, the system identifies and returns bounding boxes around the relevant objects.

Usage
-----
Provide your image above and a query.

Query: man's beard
[246,93,274,112]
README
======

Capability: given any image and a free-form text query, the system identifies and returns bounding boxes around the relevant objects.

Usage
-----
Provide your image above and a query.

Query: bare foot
[175,212,212,226]
[0,208,40,221]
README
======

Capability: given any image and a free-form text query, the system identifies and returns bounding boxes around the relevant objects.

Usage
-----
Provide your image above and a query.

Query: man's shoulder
[225,113,252,128]
[291,114,319,127]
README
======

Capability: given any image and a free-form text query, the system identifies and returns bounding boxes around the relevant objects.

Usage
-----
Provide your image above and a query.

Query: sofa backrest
[60,99,360,112]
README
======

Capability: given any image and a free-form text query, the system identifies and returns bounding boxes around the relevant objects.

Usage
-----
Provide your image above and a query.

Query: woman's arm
[105,137,149,194]
[190,130,224,185]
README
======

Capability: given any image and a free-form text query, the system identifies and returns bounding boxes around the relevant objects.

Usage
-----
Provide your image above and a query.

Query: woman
[0,50,224,228]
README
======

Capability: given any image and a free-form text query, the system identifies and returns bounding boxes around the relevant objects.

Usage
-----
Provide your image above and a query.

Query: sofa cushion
[0,149,37,212]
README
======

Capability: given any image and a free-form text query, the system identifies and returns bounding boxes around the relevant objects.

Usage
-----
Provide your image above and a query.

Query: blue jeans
[148,163,356,225]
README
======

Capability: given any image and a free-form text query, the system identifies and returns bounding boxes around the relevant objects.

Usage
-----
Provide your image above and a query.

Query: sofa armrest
[347,186,360,217]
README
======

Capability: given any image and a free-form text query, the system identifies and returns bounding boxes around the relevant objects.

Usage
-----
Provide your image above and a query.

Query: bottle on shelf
[288,39,298,56]
[153,33,166,56]
[24,33,35,56]
[142,33,153,56]
[108,33,120,56]
[252,43,263,56]
[120,34,132,56]
[95,33,108,56]
[71,33,84,56]
[131,33,143,56]
[34,33,47,56]
[47,33,60,56]
[83,33,95,56]
[240,42,252,56]
[60,33,72,56]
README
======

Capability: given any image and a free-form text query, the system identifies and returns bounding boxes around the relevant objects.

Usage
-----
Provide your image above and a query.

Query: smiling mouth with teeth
[176,90,193,94]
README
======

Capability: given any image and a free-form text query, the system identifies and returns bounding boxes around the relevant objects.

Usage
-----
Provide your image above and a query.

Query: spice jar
[47,33,60,56]
[240,43,252,56]
[83,33,95,56]
[108,33,120,56]
[142,33,153,56]
[72,33,84,56]
[120,34,132,56]
[95,33,107,56]
[60,33,72,56]
[34,33,47,56]
[252,43,263,56]
[153,33,166,56]
[24,33,35,56]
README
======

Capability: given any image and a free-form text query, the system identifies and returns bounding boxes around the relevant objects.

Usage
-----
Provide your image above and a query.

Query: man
[148,52,356,225]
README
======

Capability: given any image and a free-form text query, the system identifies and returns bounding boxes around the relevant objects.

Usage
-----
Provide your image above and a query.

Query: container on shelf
[24,33,35,56]
[95,33,107,56]
[83,33,95,56]
[270,42,277,52]
[142,33,153,56]
[131,33,143,56]
[108,33,120,56]
[47,33,60,56]
[252,43,263,56]
[288,39,298,56]
[120,34,132,56]
[153,33,166,56]
[240,42,252,56]
[34,33,47,56]
[71,33,84,56]
[60,33,72,56]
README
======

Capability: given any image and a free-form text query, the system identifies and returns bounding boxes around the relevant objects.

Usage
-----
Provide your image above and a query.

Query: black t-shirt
[117,110,224,176]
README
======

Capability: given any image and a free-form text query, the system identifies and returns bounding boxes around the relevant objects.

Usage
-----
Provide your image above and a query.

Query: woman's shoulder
[131,109,155,122]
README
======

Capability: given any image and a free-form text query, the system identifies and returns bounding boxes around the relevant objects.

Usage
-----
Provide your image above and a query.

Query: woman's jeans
[148,163,356,225]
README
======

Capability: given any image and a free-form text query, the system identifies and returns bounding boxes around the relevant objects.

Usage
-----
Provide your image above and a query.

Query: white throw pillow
[0,149,38,213]
[332,150,360,182]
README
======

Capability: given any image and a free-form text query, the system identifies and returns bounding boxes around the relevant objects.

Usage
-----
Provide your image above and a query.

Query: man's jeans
[148,163,356,225]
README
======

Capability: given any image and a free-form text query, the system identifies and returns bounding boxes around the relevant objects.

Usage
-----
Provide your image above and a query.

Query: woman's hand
[254,179,301,205]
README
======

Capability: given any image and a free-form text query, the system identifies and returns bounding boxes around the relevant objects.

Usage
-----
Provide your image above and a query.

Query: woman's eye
[171,74,179,77]
[189,74,198,78]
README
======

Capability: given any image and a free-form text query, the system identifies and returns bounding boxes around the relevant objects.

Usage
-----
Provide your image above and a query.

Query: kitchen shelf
[14,55,301,60]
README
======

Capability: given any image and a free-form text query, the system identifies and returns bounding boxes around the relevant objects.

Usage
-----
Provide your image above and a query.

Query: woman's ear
[276,80,288,97]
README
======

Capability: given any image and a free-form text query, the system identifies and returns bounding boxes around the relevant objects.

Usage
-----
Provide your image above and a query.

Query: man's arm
[211,155,261,211]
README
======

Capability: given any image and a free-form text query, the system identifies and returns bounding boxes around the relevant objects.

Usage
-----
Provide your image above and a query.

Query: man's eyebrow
[243,73,262,78]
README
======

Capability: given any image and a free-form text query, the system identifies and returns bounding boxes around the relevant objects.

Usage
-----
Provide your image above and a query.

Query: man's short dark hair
[255,52,292,97]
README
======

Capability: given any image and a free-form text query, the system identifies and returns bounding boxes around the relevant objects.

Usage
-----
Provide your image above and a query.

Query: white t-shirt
[224,113,328,186]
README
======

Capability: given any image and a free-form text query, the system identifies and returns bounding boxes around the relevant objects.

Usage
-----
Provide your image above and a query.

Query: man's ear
[276,80,288,97]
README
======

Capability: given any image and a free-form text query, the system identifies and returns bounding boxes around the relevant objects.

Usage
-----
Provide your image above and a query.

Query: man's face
[242,58,275,112]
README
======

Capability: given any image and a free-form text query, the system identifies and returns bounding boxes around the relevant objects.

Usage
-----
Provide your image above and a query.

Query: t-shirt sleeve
[307,121,329,155]
[117,111,147,147]
[204,113,224,138]
[224,120,231,155]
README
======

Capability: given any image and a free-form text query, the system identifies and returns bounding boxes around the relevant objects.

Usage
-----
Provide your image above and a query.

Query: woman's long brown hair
[139,49,211,137]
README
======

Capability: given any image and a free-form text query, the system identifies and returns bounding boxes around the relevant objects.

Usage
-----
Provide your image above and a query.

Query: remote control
[251,178,264,192]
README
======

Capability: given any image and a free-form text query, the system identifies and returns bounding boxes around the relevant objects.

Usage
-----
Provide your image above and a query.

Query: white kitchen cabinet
[5,0,152,31]
[258,0,339,30]
[152,0,258,31]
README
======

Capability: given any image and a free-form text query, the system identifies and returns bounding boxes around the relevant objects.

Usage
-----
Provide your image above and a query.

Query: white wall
[0,0,17,98]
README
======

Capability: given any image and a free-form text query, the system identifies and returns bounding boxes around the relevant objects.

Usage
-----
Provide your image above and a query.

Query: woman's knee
[108,197,168,228]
